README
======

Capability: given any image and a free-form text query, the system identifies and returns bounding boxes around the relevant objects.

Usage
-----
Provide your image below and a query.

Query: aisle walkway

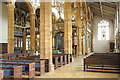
[36,56,119,78]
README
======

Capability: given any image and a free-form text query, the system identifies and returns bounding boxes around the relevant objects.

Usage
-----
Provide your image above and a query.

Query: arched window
[98,20,109,40]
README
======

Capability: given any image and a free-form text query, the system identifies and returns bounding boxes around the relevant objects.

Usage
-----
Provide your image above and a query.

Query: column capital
[7,4,15,9]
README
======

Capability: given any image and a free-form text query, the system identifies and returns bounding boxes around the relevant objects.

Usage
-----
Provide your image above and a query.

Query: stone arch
[24,0,34,14]
[7,0,34,14]
[16,0,34,14]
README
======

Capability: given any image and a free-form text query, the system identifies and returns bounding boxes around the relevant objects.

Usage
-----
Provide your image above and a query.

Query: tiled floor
[36,56,119,78]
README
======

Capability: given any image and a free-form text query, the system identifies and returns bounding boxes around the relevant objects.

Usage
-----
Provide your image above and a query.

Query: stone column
[7,3,15,54]
[64,1,72,54]
[75,2,82,55]
[22,28,26,53]
[30,13,35,55]
[40,1,54,71]
[64,1,72,63]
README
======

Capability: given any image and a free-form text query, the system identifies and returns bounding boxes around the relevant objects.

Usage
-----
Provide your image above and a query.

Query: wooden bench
[16,53,30,58]
[19,53,71,70]
[52,55,63,69]
[1,53,72,71]
[0,53,30,60]
[0,65,22,79]
[84,53,120,73]
[25,54,65,69]
[14,57,50,72]
[88,53,120,58]
[53,53,67,65]
[1,61,35,78]
[53,53,73,64]
[18,55,62,70]
[9,59,45,76]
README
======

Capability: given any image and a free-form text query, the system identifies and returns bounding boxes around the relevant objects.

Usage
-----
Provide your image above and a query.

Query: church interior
[0,0,120,79]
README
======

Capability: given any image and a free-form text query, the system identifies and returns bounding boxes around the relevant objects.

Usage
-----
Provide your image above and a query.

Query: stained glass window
[98,20,109,40]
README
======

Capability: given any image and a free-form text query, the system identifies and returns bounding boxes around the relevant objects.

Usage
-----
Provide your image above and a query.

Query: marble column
[22,28,26,53]
[7,3,15,54]
[75,2,82,55]
[40,1,54,71]
[30,13,35,55]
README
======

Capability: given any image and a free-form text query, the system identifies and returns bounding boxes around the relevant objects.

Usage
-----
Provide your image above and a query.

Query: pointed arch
[25,0,34,14]
[15,0,34,14]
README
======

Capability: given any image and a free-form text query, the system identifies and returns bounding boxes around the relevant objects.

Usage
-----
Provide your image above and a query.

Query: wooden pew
[5,59,45,76]
[1,61,35,78]
[84,53,120,73]
[26,54,64,69]
[39,59,50,72]
[18,55,61,70]
[0,53,30,60]
[55,55,63,67]
[53,53,67,65]
[0,65,22,79]
[1,52,72,71]
[87,53,120,60]
[14,57,50,72]
[17,53,30,57]
[84,58,120,73]
[52,55,59,69]
[20,55,63,69]
[90,52,120,55]
[59,53,72,64]
[19,53,68,69]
